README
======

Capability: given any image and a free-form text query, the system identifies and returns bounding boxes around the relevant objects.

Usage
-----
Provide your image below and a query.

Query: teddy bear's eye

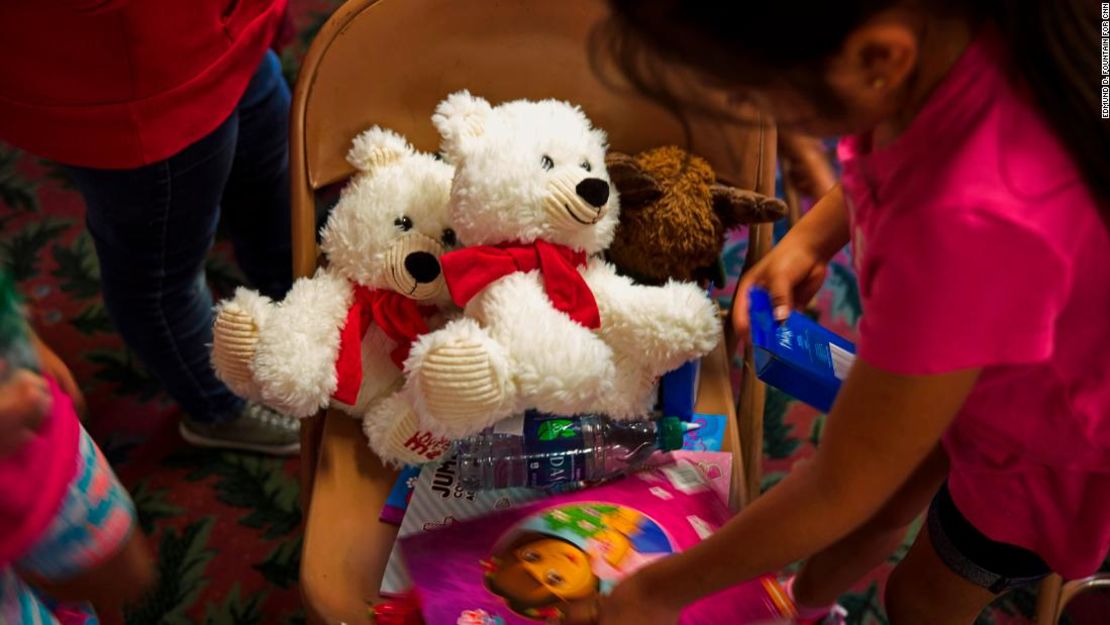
[394,216,413,231]
[580,160,592,172]
[540,155,554,171]
[441,228,457,247]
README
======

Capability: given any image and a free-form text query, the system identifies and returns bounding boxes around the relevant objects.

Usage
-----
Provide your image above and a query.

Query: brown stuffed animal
[605,146,786,287]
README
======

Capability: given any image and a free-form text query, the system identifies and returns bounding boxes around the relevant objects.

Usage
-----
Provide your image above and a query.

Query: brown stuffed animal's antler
[605,152,663,208]
[710,183,788,229]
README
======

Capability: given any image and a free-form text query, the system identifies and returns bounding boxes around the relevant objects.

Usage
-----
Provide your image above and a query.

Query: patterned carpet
[0,2,1061,623]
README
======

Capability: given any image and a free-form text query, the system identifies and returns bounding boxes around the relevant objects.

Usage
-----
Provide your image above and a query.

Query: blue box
[748,288,856,413]
[659,359,701,421]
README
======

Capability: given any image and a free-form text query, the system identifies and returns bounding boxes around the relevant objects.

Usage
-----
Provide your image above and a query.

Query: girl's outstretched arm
[599,361,980,625]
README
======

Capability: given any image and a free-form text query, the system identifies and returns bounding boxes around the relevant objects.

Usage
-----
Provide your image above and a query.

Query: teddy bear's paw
[657,282,724,356]
[364,395,451,467]
[586,357,656,421]
[416,337,513,434]
[211,302,262,399]
[518,341,618,417]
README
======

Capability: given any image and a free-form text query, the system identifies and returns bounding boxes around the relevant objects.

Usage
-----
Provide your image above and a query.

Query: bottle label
[522,413,587,487]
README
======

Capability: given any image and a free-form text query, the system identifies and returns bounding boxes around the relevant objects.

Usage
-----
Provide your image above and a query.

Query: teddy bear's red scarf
[440,239,601,329]
[332,285,436,405]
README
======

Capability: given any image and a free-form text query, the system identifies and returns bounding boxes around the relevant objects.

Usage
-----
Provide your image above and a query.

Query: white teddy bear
[399,91,723,439]
[210,127,456,465]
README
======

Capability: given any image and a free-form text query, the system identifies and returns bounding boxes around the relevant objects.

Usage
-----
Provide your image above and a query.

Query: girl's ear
[841,21,919,95]
[710,183,787,228]
[606,152,663,208]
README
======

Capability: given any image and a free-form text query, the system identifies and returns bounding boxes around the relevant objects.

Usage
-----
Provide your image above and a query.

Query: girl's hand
[732,234,828,340]
[0,366,52,457]
[731,183,850,349]
[597,573,680,625]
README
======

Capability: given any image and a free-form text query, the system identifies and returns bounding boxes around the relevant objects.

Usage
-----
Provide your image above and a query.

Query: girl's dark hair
[597,0,1109,221]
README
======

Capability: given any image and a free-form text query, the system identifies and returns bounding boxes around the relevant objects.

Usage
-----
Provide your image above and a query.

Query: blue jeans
[66,51,292,423]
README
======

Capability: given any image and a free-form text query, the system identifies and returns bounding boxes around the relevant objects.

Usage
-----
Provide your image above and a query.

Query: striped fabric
[0,426,135,625]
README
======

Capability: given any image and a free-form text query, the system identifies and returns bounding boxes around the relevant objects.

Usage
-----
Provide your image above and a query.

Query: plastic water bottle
[454,411,696,491]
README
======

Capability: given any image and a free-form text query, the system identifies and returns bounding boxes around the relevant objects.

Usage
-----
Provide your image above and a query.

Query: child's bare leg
[791,445,948,609]
[887,475,1052,625]
[884,525,996,625]
[26,530,154,612]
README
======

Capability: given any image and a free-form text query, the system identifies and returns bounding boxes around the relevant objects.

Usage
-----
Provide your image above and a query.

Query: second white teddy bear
[401,92,723,439]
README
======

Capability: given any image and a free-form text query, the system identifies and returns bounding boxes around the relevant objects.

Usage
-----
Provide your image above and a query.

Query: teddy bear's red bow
[441,239,601,329]
[332,285,435,405]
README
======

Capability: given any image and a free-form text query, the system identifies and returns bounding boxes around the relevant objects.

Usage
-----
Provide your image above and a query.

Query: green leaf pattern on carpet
[124,520,217,625]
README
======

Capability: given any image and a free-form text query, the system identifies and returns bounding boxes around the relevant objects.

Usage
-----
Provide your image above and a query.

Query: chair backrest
[291,0,777,276]
[290,0,777,502]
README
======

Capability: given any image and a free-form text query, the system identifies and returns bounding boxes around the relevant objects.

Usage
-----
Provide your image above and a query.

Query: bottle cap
[657,416,698,451]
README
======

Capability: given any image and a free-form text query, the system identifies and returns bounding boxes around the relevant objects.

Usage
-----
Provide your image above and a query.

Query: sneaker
[179,401,300,456]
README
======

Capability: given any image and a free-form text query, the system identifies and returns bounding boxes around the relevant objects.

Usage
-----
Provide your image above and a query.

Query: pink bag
[400,460,794,624]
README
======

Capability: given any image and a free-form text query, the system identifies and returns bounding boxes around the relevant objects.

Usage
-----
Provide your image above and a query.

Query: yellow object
[761,576,798,618]
[601,507,642,535]
[593,530,633,568]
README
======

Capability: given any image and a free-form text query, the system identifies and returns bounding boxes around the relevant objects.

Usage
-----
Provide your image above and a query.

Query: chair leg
[733,221,774,505]
[737,354,766,507]
[299,411,326,513]
[1035,573,1064,625]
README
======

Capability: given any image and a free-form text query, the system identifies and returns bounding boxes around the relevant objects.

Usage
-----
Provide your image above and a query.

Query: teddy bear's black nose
[576,177,610,209]
[404,252,441,284]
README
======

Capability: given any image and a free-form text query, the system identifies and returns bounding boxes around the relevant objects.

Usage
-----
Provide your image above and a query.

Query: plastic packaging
[402,458,801,624]
[454,412,695,491]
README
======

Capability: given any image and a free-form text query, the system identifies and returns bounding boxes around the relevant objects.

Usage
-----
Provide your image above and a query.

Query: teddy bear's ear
[432,90,493,161]
[606,152,663,209]
[346,126,415,173]
[710,183,788,228]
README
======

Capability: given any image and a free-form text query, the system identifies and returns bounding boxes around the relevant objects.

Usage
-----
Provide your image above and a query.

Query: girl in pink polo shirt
[595,1,1109,624]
